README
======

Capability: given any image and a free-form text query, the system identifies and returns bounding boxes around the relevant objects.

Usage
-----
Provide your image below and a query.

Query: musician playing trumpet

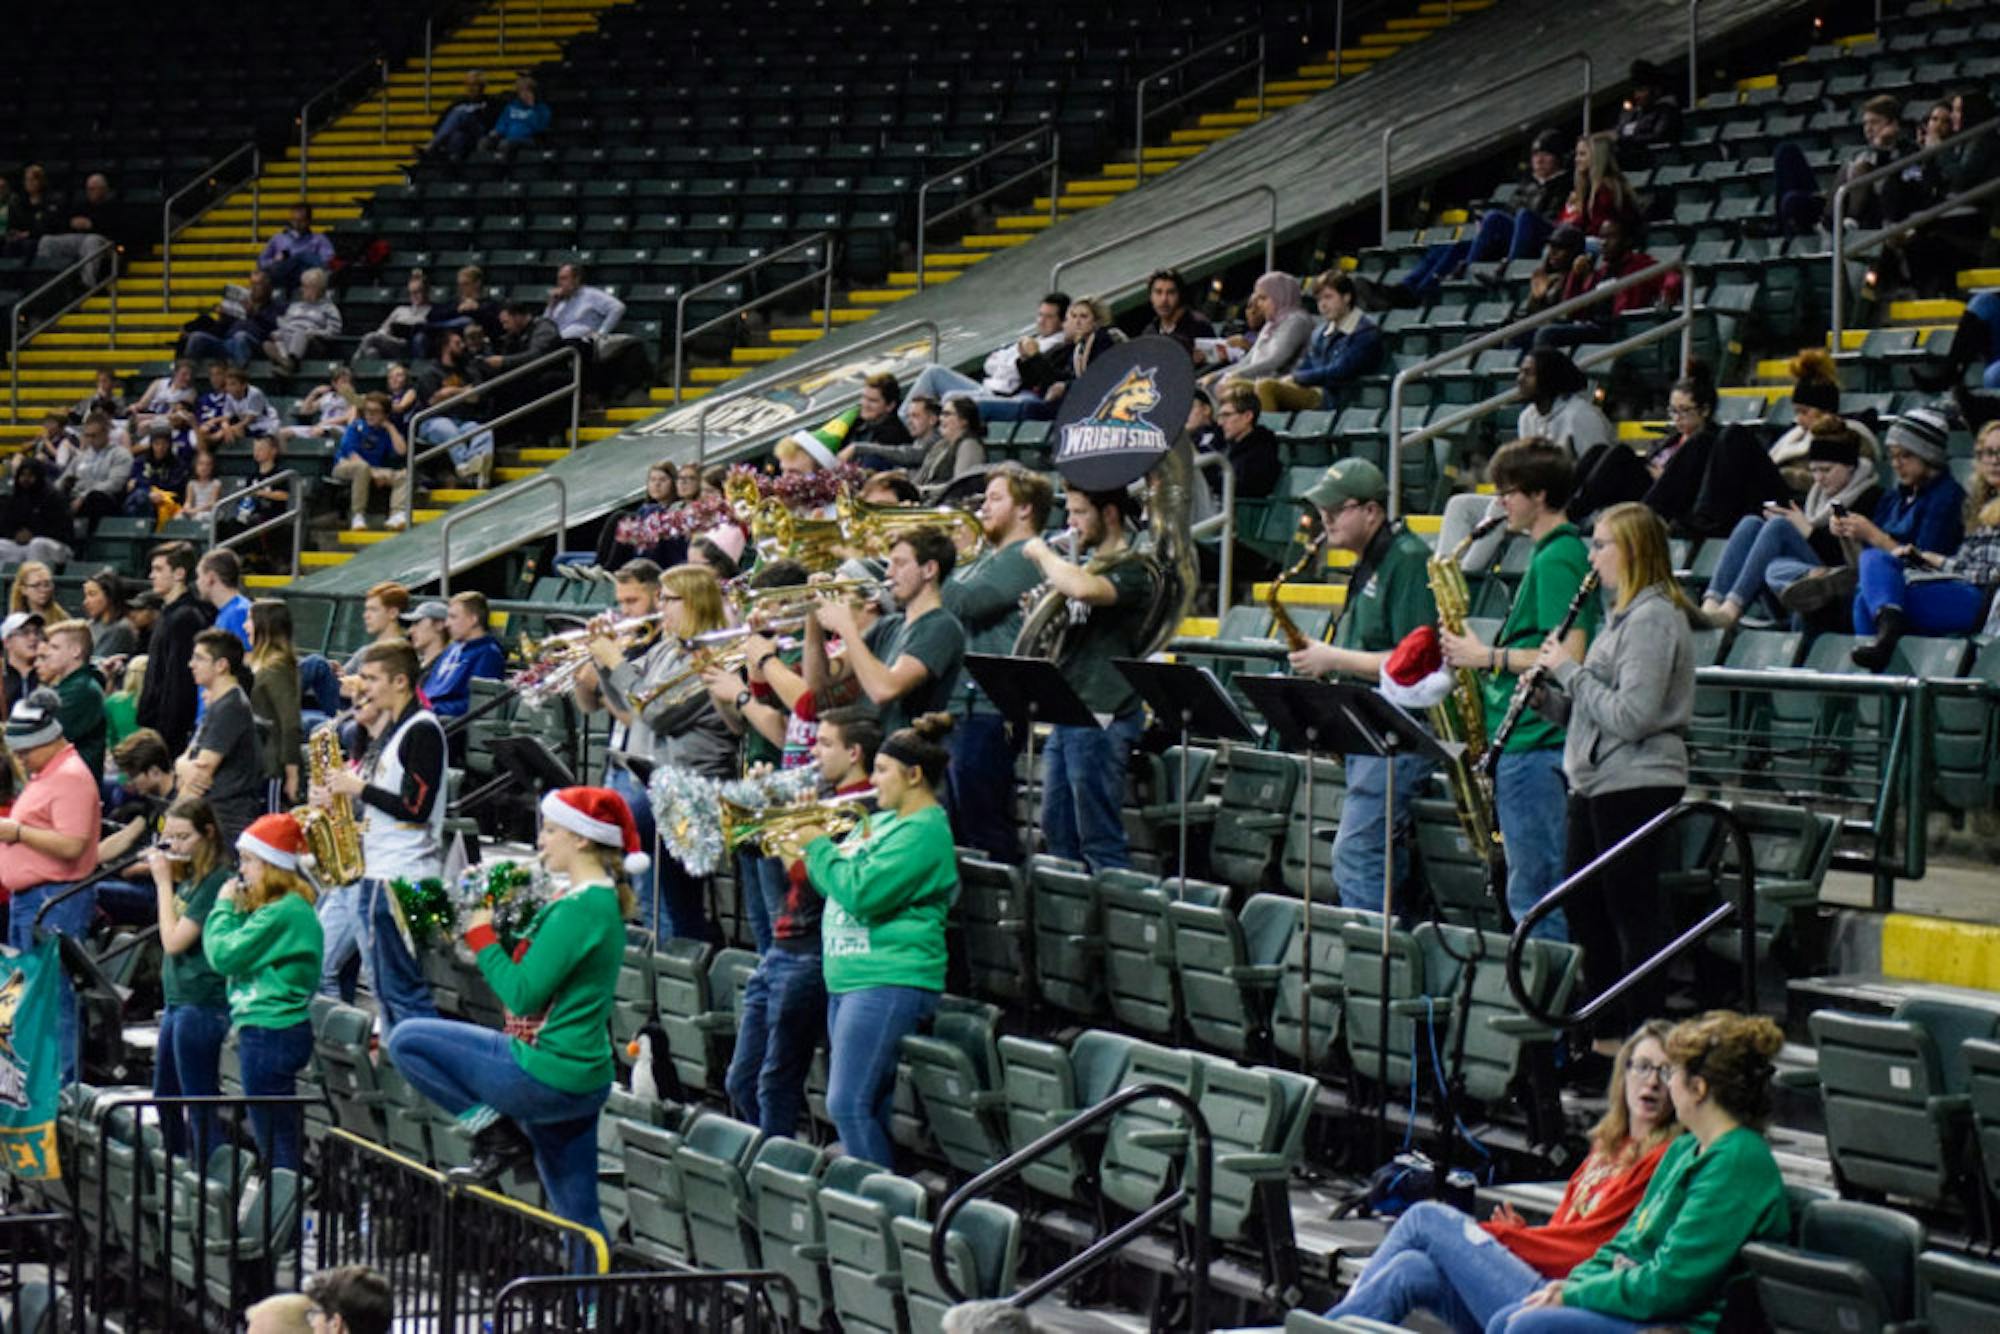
[1436,441,1598,940]
[576,559,668,940]
[1284,459,1438,911]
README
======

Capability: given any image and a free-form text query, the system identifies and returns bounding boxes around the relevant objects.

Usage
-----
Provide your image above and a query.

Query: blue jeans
[725,948,827,1138]
[650,855,717,945]
[1972,291,2000,388]
[428,104,486,160]
[1852,546,1990,635]
[1711,514,1820,613]
[183,329,260,367]
[318,882,372,1003]
[1495,747,1568,941]
[1333,752,1435,911]
[238,1021,313,1176]
[735,851,786,955]
[949,708,1021,862]
[388,1019,611,1254]
[363,878,437,1036]
[1328,1200,1545,1331]
[11,880,94,1083]
[1486,1302,1654,1334]
[606,765,657,936]
[95,877,155,928]
[1042,709,1143,872]
[826,986,937,1169]
[155,1003,231,1162]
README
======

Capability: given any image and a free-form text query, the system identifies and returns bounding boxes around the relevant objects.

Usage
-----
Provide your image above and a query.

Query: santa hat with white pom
[540,786,652,876]
[1375,625,1458,713]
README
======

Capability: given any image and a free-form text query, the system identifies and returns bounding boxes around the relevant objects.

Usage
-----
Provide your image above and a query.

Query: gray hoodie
[1539,584,1695,797]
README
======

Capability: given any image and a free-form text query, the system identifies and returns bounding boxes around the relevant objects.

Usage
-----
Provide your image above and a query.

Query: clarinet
[1481,570,1600,779]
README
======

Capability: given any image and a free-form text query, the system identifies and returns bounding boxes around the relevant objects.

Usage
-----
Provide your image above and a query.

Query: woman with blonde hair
[1559,135,1642,234]
[247,599,303,805]
[148,796,233,1160]
[1489,1011,1790,1333]
[1534,503,1696,1043]
[1320,1020,1680,1330]
[9,561,69,623]
[1041,296,1121,410]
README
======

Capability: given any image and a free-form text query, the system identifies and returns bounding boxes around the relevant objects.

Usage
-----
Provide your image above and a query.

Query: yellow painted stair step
[1174,617,1218,640]
[603,407,659,421]
[1719,386,1774,398]
[1299,59,1378,76]
[1195,111,1264,128]
[846,288,915,306]
[243,575,291,591]
[1169,127,1238,145]
[1752,358,1795,380]
[1251,581,1346,607]
[731,347,794,364]
[809,309,875,325]
[994,215,1057,231]
[170,243,263,258]
[768,328,829,344]
[1618,420,1666,441]
[338,531,395,546]
[1887,299,1964,321]
[513,448,567,464]
[958,234,1031,250]
[577,426,623,442]
[689,367,750,384]
[921,251,989,268]
[1361,30,1428,45]
[1264,78,1335,93]
[1063,178,1138,195]
[1958,268,2000,287]
[1249,94,1311,110]
[1098,160,1180,179]
[1387,15,1450,28]
[1033,194,1112,211]
[300,551,353,568]
[494,466,541,482]
[426,489,484,504]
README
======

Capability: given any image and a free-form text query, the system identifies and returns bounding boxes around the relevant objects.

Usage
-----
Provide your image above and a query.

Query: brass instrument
[751,497,847,571]
[511,610,668,705]
[835,494,986,561]
[294,718,365,887]
[725,471,762,523]
[720,788,875,861]
[730,578,886,634]
[1268,518,1327,652]
[1426,513,1508,860]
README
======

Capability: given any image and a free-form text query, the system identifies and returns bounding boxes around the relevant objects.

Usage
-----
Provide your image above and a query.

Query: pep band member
[387,787,643,1264]
[148,796,234,1162]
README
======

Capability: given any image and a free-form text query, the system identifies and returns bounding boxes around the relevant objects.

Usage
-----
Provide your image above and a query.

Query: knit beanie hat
[239,812,307,871]
[5,688,62,751]
[1884,407,1950,467]
[1807,427,1862,467]
[1791,378,1840,414]
[541,786,652,875]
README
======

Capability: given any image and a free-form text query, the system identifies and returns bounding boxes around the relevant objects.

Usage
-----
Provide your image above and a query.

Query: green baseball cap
[1302,457,1387,510]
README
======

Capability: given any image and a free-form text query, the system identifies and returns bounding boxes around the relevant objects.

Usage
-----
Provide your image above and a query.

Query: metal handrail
[692,319,943,465]
[1831,116,2000,341]
[298,55,389,193]
[206,468,305,576]
[1507,800,1757,1030]
[915,126,1061,291]
[1687,0,1702,109]
[671,232,836,405]
[440,473,568,594]
[1380,52,1594,243]
[403,345,583,526]
[9,248,119,424]
[1189,448,1238,620]
[930,1082,1211,1331]
[1135,31,1267,179]
[161,142,261,306]
[1387,255,1689,518]
[1049,184,1278,296]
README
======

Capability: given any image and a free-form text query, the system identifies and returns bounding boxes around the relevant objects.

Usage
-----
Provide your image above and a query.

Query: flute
[1481,570,1600,779]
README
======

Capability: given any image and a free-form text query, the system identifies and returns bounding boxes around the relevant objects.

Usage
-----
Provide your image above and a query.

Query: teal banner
[0,936,63,1180]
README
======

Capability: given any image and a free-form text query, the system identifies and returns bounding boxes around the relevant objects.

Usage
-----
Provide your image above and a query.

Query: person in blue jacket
[422,592,506,719]
[480,75,552,161]
[1250,271,1383,414]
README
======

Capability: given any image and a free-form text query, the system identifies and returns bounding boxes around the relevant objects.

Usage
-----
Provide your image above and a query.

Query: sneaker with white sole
[349,514,369,531]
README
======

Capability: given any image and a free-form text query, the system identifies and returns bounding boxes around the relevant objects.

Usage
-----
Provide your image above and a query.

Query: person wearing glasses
[1212,385,1280,499]
[1530,503,1696,1050]
[1641,368,1791,542]
[1315,1021,1679,1331]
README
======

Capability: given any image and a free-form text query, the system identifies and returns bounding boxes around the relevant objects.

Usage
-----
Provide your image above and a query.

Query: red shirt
[1481,1135,1674,1277]
[0,743,102,896]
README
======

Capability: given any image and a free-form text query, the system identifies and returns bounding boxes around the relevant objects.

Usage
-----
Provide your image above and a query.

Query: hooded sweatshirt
[1540,584,1695,798]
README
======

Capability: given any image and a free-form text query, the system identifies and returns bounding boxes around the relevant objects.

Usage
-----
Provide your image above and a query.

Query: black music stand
[1113,658,1260,898]
[1239,676,1454,1157]
[964,653,1100,862]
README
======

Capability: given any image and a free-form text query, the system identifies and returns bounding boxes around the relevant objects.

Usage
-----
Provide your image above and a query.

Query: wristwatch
[734,689,755,712]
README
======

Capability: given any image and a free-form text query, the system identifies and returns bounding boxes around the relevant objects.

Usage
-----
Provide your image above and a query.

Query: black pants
[1562,783,1682,1039]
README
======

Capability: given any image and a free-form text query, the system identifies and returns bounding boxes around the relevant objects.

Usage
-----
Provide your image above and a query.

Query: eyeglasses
[1667,403,1703,419]
[1627,1059,1670,1084]
[1974,448,2000,462]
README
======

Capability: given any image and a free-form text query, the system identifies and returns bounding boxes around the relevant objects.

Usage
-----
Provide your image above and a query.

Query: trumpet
[628,625,804,712]
[835,494,986,561]
[729,578,887,633]
[511,610,671,705]
[720,787,875,860]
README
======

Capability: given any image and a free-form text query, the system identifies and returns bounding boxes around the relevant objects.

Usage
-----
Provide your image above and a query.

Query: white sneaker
[349,514,368,531]
[385,513,409,531]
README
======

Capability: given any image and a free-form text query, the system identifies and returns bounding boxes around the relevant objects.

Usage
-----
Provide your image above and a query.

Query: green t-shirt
[204,891,324,1029]
[55,668,107,780]
[1482,523,1602,753]
[1332,524,1438,655]
[473,881,625,1093]
[806,805,957,994]
[942,541,1041,711]
[163,866,230,1010]
[1057,557,1155,717]
[865,605,966,737]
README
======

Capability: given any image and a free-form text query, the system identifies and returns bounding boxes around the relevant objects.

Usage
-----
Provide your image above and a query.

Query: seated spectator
[1485,1012,1790,1334]
[81,568,139,663]
[1642,369,1791,540]
[19,412,78,480]
[412,374,496,491]
[1508,224,1589,330]
[596,460,688,569]
[542,262,624,340]
[1775,94,1915,237]
[1321,1021,1678,1331]
[918,397,987,495]
[1253,271,1381,413]
[34,172,118,286]
[0,459,75,568]
[133,360,197,434]
[870,395,947,475]
[195,367,279,450]
[840,372,916,465]
[262,268,342,374]
[1839,411,1988,667]
[419,264,504,353]
[1393,128,1575,299]
[70,366,128,432]
[422,592,505,718]
[125,424,189,520]
[902,293,1071,412]
[1186,388,1222,455]
[425,70,497,164]
[184,273,281,368]
[689,525,748,581]
[1203,272,1314,390]
[181,448,225,525]
[483,300,562,378]
[355,270,435,363]
[1535,217,1679,350]
[332,393,410,531]
[60,412,134,524]
[280,365,359,444]
[480,74,552,161]
[1613,60,1683,161]
[404,600,449,681]
[1557,135,1643,236]
[11,562,67,624]
[383,361,420,429]
[1700,423,1881,627]
[8,165,63,253]
[256,204,334,296]
[1768,349,1879,494]
[858,471,921,508]
[1139,267,1215,353]
[1041,296,1123,410]
[1214,385,1280,498]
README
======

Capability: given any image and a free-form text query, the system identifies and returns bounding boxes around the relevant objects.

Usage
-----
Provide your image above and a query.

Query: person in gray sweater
[1533,500,1696,1046]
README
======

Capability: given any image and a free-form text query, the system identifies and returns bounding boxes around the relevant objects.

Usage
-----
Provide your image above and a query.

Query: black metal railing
[492,1270,801,1333]
[931,1083,1213,1330]
[0,1211,82,1334]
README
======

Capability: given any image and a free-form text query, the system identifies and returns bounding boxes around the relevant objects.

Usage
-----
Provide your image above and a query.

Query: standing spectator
[1204,272,1315,390]
[332,393,411,531]
[0,688,102,1081]
[176,629,264,850]
[248,600,304,806]
[147,796,233,1161]
[1139,267,1215,354]
[256,204,334,295]
[426,70,497,162]
[480,75,552,161]
[185,274,281,368]
[541,262,624,340]
[0,460,74,567]
[423,593,505,719]
[262,269,342,374]
[137,542,214,756]
[197,550,252,649]
[1215,385,1281,498]
[356,270,434,364]
[1252,272,1382,413]
[281,366,359,444]
[60,413,133,524]
[34,172,117,285]
[35,622,105,781]
[81,569,139,663]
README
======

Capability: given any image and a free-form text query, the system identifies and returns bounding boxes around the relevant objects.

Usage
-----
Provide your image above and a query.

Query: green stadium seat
[653,939,733,1097]
[596,1088,669,1241]
[676,1111,768,1271]
[1195,748,1297,890]
[890,1200,1022,1334]
[1196,1058,1315,1277]
[1412,796,1506,932]
[312,999,386,1142]
[1700,800,1839,972]
[751,1147,862,1333]
[1168,893,1295,1060]
[1027,855,1103,1016]
[1743,1198,1926,1333]
[1098,1037,1202,1219]
[1917,1249,2000,1332]
[900,1004,1008,1177]
[1419,922,1577,1138]
[1272,901,1367,1073]
[997,1031,1129,1205]
[1341,916,1430,1098]
[1279,757,1347,903]
[621,1119,694,1266]
[1097,868,1224,1040]
[613,944,655,1050]
[953,855,1033,1006]
[822,1171,928,1334]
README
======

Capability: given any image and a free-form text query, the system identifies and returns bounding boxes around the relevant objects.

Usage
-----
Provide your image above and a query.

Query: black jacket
[1225,424,1281,499]
[136,592,215,755]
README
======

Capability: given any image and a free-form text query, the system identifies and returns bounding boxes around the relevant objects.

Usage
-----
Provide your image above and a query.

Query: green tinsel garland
[390,877,457,951]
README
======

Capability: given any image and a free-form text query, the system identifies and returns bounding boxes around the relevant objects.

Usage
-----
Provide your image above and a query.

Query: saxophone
[1426,514,1507,862]
[293,718,366,886]
[1268,519,1327,651]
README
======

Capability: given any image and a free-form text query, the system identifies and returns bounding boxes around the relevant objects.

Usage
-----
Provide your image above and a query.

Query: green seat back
[1028,856,1102,1015]
[748,1138,837,1330]
[901,1011,1007,1177]
[677,1112,766,1272]
[890,1200,1021,1334]
[954,856,1033,1004]
[1100,1040,1202,1217]
[822,1173,927,1334]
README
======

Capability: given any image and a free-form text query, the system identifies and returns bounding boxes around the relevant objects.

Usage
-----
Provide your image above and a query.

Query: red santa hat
[540,786,652,875]
[1376,625,1458,712]
[238,812,307,872]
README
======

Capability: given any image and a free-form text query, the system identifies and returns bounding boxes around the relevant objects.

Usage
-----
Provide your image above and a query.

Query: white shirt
[543,285,625,339]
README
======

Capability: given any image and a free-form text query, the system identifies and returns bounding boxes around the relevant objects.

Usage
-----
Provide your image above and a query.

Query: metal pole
[380,59,390,144]
[1334,0,1344,82]
[161,198,173,307]
[1256,34,1266,118]
[1135,79,1147,182]
[108,279,117,350]
[1687,0,1700,110]
[252,149,261,241]
[424,16,434,116]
